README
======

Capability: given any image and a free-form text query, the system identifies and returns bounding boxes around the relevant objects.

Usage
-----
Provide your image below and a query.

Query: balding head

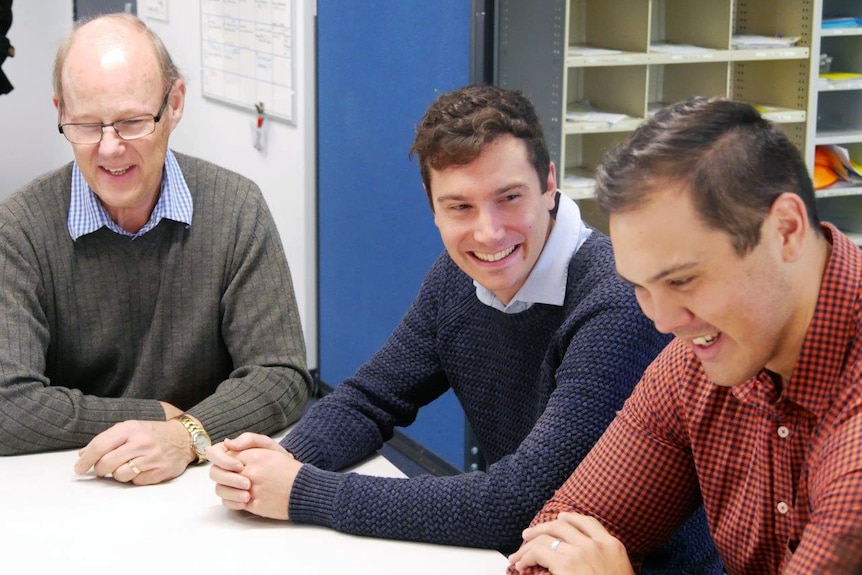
[53,14,182,111]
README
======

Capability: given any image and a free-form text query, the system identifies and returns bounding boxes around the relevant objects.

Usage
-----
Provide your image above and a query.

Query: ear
[767,192,809,262]
[546,162,557,194]
[544,162,557,209]
[166,79,186,132]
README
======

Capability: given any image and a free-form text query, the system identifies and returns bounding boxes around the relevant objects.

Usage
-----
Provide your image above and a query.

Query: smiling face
[429,135,556,305]
[55,19,184,233]
[610,184,805,387]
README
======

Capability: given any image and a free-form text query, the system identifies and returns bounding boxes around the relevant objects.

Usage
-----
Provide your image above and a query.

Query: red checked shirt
[517,224,862,575]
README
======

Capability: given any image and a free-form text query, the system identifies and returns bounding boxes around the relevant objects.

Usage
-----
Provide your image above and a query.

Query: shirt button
[777,426,790,438]
[777,502,790,514]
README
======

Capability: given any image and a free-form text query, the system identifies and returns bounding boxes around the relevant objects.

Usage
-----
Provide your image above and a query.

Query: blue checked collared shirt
[67,149,193,240]
[475,191,592,314]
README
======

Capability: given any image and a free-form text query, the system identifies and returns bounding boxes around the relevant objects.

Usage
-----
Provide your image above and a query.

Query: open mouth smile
[104,166,130,176]
[473,245,517,262]
[692,333,719,347]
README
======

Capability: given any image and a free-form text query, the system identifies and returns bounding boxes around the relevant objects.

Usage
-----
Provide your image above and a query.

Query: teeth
[693,334,718,346]
[474,246,515,262]
[107,167,129,176]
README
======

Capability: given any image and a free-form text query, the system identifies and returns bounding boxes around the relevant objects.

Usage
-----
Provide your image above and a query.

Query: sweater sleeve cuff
[280,429,328,468]
[289,464,342,528]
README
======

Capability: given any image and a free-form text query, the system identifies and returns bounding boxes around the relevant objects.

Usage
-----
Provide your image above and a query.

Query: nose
[98,126,126,156]
[473,206,505,245]
[637,290,693,335]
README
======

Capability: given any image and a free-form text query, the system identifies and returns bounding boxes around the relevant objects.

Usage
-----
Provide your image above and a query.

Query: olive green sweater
[0,152,312,453]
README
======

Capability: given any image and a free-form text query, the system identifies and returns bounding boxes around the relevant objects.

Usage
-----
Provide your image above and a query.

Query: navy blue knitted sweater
[284,232,720,571]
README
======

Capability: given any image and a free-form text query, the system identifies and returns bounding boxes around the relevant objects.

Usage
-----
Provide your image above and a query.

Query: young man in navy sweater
[208,85,720,572]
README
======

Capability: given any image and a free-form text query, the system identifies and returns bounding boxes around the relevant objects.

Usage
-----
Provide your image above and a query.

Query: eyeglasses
[58,90,171,145]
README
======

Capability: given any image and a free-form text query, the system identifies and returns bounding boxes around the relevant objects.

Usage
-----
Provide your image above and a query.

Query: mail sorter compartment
[816,90,862,139]
[774,123,808,156]
[818,194,862,234]
[567,0,649,53]
[825,142,862,166]
[564,65,647,134]
[650,0,732,50]
[560,131,633,200]
[648,62,730,117]
[823,0,862,20]
[732,59,811,125]
[820,36,862,78]
[734,0,815,48]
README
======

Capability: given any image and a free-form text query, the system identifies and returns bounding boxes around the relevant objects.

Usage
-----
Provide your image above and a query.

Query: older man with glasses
[0,13,312,485]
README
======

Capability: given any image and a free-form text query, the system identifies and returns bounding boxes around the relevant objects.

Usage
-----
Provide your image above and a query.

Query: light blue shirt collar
[474,192,592,314]
[67,149,193,240]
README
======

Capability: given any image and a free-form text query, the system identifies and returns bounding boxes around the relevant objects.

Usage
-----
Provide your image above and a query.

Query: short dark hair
[595,97,820,255]
[409,84,550,208]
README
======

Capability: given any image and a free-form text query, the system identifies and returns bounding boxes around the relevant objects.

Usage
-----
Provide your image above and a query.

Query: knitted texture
[0,152,312,453]
[284,232,721,571]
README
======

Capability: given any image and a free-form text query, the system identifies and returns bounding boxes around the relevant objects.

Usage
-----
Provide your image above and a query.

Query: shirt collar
[475,191,593,314]
[67,149,193,240]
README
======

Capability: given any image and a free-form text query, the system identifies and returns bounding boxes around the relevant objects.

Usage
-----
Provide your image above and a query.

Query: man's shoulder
[565,231,629,299]
[425,251,474,291]
[559,229,671,345]
[172,151,261,194]
[1,163,73,225]
[570,229,614,267]
[10,162,74,198]
[408,251,477,316]
[172,150,230,173]
[171,151,270,219]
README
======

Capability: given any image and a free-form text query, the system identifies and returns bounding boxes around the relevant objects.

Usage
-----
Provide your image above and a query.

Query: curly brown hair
[410,84,550,209]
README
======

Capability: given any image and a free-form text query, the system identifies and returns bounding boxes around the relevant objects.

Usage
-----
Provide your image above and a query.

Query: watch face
[193,433,212,454]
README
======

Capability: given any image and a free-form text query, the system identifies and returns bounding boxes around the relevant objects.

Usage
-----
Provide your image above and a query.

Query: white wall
[150,3,317,368]
[0,1,318,368]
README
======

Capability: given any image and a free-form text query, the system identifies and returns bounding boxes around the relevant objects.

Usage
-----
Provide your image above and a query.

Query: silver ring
[550,539,561,551]
[127,459,142,475]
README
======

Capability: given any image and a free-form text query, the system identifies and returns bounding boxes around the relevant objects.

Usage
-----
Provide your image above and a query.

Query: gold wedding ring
[127,459,142,475]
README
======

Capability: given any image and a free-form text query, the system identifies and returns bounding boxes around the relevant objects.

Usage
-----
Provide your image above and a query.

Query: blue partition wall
[317,1,472,469]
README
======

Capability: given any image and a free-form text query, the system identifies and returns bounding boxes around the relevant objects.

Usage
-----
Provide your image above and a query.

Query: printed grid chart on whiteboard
[201,0,295,123]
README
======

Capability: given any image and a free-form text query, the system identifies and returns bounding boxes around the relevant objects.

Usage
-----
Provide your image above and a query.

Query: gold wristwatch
[173,414,211,464]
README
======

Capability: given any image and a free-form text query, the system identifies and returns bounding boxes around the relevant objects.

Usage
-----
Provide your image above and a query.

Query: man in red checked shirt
[509,97,862,575]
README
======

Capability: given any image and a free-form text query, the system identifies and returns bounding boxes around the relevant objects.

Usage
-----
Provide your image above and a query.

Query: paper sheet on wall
[200,0,295,124]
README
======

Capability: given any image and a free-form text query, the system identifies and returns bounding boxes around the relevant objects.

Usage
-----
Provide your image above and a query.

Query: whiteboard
[200,0,295,124]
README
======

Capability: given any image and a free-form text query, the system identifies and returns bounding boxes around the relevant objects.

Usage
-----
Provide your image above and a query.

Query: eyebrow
[619,262,699,287]
[434,182,529,205]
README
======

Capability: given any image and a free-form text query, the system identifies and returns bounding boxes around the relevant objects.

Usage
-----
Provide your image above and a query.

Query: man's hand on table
[208,432,302,520]
[73,417,195,485]
[508,512,635,575]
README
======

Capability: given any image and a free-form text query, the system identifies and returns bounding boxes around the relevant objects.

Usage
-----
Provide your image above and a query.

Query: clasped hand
[207,432,303,520]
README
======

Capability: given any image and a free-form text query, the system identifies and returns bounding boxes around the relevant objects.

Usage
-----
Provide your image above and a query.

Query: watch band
[173,414,211,464]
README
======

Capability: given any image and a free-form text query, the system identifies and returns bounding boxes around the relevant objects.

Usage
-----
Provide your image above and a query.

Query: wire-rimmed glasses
[58,89,171,145]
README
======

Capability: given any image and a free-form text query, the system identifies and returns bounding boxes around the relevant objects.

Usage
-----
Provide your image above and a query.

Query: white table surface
[0,446,510,574]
